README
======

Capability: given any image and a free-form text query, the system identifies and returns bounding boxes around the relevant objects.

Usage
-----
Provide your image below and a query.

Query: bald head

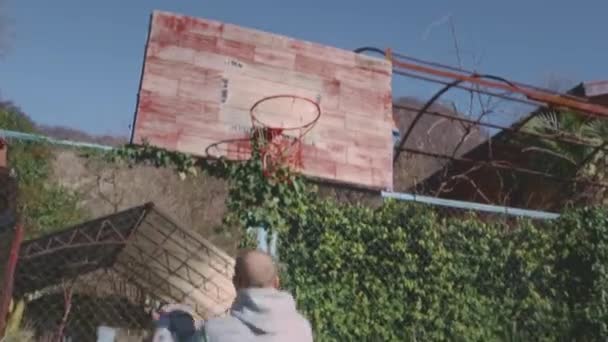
[233,249,279,290]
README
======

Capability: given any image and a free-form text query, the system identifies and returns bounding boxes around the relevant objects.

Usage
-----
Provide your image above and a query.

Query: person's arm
[151,304,207,342]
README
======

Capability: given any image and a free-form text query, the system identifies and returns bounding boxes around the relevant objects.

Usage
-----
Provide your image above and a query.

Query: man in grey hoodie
[204,249,313,342]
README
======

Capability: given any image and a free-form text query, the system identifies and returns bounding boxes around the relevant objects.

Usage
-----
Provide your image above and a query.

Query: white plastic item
[151,327,175,342]
[97,326,117,342]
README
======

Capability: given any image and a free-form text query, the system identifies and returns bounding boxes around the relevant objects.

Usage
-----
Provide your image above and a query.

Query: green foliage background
[3,101,608,340]
[0,103,86,237]
[222,154,608,341]
[101,141,608,341]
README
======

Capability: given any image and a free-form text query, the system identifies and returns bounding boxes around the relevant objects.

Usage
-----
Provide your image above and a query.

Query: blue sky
[1,0,607,136]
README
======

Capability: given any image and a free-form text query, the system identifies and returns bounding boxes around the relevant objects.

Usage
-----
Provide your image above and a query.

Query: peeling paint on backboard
[132,10,394,190]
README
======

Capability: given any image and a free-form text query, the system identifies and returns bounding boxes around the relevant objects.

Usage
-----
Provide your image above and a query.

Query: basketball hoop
[205,137,252,162]
[249,95,321,180]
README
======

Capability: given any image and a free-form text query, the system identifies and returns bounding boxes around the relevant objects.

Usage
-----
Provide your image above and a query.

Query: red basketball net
[249,95,321,180]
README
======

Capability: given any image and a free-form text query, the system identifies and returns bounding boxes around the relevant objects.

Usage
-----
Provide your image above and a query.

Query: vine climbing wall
[131,11,395,190]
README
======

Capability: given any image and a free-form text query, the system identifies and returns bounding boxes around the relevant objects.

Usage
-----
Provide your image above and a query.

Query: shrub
[0,103,87,237]
[94,140,608,341]
[552,208,608,339]
[223,156,608,341]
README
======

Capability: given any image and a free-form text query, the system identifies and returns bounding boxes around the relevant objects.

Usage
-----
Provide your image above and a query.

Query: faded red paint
[146,56,199,79]
[313,142,348,164]
[300,154,338,179]
[322,79,341,97]
[133,10,394,189]
[300,144,320,158]
[138,90,203,117]
[180,33,218,52]
[336,162,373,185]
[217,39,256,62]
[159,14,189,34]
[294,54,339,79]
[254,46,295,69]
[226,139,252,160]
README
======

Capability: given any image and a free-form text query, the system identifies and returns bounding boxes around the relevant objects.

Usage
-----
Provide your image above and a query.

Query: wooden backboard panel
[132,11,394,189]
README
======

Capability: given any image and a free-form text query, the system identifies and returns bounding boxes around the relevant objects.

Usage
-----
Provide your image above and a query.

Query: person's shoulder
[204,315,239,333]
[205,315,236,327]
[292,312,314,341]
[204,315,252,341]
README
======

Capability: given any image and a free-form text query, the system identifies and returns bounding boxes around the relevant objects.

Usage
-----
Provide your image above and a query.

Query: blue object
[0,128,113,151]
[155,310,205,342]
[250,226,279,259]
[392,128,401,146]
[381,191,560,220]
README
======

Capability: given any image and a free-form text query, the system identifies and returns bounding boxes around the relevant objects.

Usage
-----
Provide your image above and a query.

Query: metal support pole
[0,141,22,338]
[250,227,278,259]
[0,223,24,337]
[0,138,6,168]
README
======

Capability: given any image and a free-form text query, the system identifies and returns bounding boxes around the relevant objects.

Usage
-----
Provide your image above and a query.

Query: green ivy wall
[3,100,608,340]
[222,153,608,341]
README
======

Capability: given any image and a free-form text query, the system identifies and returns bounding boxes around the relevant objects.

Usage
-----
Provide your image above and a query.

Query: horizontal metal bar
[387,49,608,117]
[390,51,586,101]
[381,191,560,220]
[400,146,608,189]
[392,103,604,150]
[356,47,586,102]
[393,69,541,108]
[0,129,114,151]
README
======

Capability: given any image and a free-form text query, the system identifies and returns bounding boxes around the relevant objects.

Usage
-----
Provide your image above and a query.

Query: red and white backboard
[132,11,394,189]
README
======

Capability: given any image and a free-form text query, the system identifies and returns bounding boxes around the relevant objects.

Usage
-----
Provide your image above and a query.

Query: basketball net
[249,95,320,181]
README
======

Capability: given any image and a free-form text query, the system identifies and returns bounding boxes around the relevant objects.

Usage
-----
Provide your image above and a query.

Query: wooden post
[0,138,6,168]
[0,140,24,338]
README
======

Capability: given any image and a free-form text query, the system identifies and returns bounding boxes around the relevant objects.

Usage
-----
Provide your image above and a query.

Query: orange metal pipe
[0,224,23,337]
[0,142,21,338]
[0,139,6,168]
[387,49,608,118]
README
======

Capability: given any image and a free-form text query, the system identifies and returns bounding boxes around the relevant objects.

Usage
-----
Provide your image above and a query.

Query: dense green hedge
[5,118,606,340]
[224,156,608,341]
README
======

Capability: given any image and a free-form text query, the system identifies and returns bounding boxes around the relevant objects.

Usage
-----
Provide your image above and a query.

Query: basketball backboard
[131,11,394,190]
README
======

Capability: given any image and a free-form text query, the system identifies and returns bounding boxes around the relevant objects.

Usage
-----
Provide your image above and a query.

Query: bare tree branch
[448,16,463,69]
[521,146,578,165]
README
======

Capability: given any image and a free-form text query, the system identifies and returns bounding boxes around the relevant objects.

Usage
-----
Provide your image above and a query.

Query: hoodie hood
[230,288,303,334]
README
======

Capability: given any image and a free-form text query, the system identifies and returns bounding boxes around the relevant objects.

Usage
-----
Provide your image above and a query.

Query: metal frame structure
[13,203,235,338]
[355,47,608,210]
[381,191,560,220]
[0,140,23,338]
[356,48,608,163]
